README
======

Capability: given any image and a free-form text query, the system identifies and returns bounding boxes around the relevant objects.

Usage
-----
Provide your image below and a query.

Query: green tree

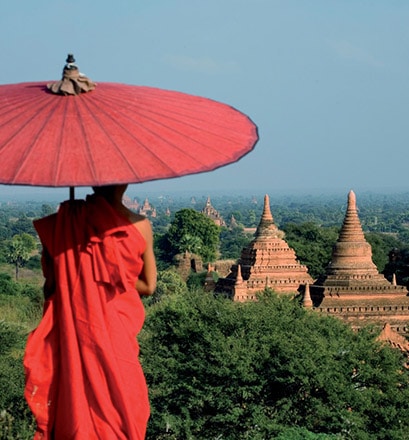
[163,209,220,263]
[246,209,257,227]
[365,232,402,273]
[140,290,409,440]
[283,222,339,279]
[40,204,54,217]
[6,233,37,280]
[0,272,20,296]
[143,269,188,306]
[275,427,338,439]
[383,246,409,287]
[178,233,203,255]
[153,233,173,271]
[186,271,208,290]
[219,226,253,260]
[0,321,35,438]
[8,215,36,236]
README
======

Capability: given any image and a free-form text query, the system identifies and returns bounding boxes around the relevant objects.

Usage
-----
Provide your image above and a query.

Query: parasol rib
[0,97,62,184]
[86,86,254,169]
[96,86,253,148]
[80,96,202,176]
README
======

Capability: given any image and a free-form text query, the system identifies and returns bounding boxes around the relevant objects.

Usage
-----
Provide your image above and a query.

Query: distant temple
[309,190,409,333]
[216,195,313,301]
[229,214,239,229]
[201,197,226,227]
[137,198,157,218]
[122,195,157,218]
[173,251,203,281]
[122,195,139,211]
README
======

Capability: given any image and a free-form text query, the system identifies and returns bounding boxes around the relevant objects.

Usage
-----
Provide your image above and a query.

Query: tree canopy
[162,209,220,263]
[283,222,339,279]
[365,232,403,273]
[5,233,37,280]
[140,289,409,439]
[219,226,253,260]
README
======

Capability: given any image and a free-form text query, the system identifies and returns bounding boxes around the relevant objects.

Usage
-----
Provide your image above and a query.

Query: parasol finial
[65,53,78,70]
[66,53,76,64]
[47,54,96,96]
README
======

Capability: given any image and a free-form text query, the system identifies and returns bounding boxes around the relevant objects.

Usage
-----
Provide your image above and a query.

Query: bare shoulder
[125,210,153,240]
[126,210,147,225]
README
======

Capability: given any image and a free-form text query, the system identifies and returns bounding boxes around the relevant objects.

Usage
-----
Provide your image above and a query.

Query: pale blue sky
[1,0,409,199]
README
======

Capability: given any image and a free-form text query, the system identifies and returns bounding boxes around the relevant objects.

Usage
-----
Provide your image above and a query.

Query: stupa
[310,190,409,332]
[216,195,313,301]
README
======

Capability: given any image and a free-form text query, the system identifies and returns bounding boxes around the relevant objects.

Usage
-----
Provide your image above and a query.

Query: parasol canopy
[0,55,258,188]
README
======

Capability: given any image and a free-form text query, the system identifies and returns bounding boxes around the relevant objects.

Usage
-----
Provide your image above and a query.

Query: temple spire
[216,194,313,300]
[302,283,313,308]
[312,190,391,294]
[338,190,365,241]
[261,194,273,221]
[255,195,280,239]
[235,264,243,285]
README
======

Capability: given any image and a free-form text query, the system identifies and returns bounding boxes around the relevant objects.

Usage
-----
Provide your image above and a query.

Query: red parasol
[0,55,258,189]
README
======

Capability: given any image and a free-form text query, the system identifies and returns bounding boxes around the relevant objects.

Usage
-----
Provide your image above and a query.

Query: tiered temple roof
[216,195,313,301]
[315,190,388,287]
[137,198,157,218]
[201,196,226,227]
[310,190,409,333]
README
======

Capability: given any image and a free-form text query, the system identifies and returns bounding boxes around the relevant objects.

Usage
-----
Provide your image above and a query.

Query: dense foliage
[383,247,409,287]
[0,274,42,439]
[0,321,36,439]
[365,232,404,274]
[219,226,253,260]
[5,270,409,439]
[159,208,220,263]
[283,222,339,279]
[143,269,188,306]
[140,289,409,440]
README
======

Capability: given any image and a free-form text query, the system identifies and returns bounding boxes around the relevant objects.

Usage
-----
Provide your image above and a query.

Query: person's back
[24,185,157,439]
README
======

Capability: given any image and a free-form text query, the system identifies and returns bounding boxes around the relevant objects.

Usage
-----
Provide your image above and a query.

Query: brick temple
[216,194,313,301]
[309,190,409,333]
[123,196,157,217]
[201,196,226,227]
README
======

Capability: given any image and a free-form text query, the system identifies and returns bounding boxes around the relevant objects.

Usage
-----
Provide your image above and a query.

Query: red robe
[24,195,150,439]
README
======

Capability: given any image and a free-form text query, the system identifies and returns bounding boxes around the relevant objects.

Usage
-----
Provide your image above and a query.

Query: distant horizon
[1,183,409,204]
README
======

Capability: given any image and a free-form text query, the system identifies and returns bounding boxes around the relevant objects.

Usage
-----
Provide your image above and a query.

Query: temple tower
[201,196,226,227]
[136,198,156,217]
[317,190,387,286]
[310,190,409,333]
[216,194,313,301]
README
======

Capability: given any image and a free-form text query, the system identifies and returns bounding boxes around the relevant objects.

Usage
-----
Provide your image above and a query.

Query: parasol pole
[70,187,75,201]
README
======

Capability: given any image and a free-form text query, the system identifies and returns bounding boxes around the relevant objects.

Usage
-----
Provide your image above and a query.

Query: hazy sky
[1,0,408,199]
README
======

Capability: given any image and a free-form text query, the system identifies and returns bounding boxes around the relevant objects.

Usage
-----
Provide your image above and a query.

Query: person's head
[92,184,128,202]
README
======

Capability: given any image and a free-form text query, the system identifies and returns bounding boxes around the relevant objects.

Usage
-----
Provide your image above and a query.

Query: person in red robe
[24,185,157,440]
